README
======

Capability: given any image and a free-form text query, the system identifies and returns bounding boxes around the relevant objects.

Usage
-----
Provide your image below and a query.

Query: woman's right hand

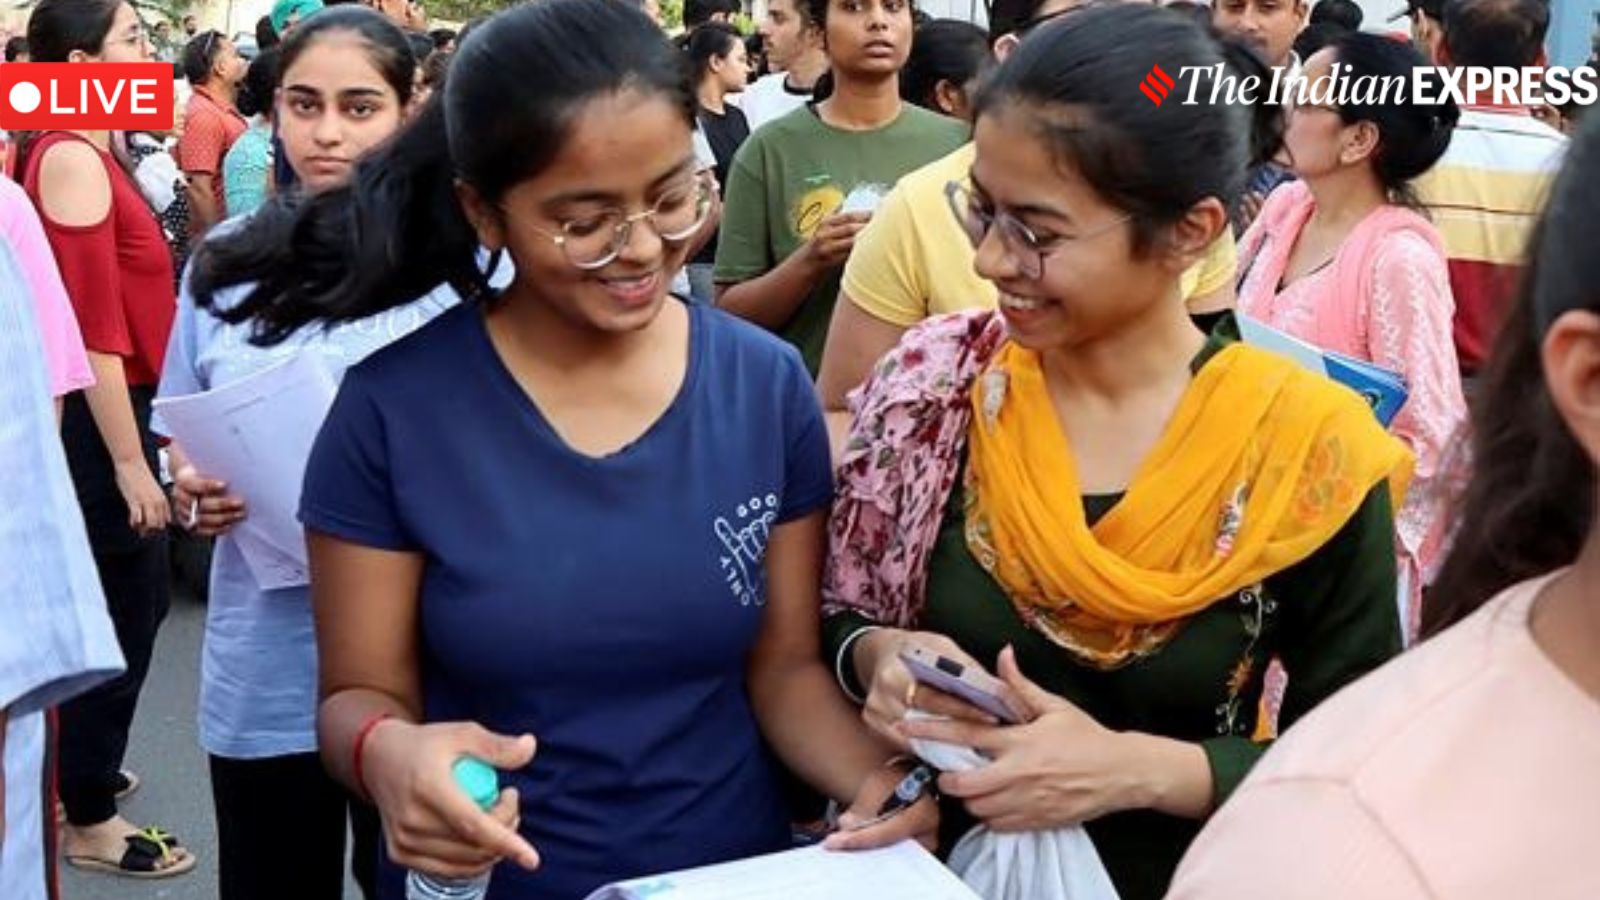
[859,630,998,750]
[113,458,171,537]
[362,720,542,879]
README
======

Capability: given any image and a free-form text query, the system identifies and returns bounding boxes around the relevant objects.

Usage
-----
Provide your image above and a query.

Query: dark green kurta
[823,335,1403,900]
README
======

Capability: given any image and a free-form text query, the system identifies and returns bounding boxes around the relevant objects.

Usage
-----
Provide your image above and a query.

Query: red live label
[0,63,174,130]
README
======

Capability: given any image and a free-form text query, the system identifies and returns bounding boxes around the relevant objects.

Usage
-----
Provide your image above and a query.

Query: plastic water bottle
[405,757,500,900]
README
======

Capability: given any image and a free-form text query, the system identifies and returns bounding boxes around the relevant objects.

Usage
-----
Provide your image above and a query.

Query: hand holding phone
[898,646,1025,725]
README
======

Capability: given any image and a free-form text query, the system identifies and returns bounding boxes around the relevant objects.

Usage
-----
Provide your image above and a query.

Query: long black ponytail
[191,0,694,345]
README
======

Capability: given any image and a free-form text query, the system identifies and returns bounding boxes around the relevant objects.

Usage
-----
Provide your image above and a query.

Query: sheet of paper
[585,841,981,900]
[152,351,339,591]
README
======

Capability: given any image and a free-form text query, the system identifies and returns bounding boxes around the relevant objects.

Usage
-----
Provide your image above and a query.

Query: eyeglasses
[944,179,1129,281]
[512,176,715,271]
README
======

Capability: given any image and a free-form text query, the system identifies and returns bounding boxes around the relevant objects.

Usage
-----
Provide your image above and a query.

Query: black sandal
[64,827,197,879]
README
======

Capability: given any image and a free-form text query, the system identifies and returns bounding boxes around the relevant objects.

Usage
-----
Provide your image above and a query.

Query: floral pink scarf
[823,310,1008,625]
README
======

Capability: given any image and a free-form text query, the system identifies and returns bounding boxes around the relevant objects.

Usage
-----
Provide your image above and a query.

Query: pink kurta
[1237,181,1465,639]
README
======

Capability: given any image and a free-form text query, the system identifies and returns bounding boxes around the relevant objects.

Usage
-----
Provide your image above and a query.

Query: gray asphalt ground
[59,583,360,900]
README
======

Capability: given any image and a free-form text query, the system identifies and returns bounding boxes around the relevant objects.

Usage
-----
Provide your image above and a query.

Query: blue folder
[1237,314,1409,427]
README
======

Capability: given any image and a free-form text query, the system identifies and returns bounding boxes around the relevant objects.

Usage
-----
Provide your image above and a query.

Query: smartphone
[898,646,1023,725]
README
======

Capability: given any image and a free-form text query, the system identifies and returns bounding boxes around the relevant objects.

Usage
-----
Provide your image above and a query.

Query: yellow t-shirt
[842,142,1236,326]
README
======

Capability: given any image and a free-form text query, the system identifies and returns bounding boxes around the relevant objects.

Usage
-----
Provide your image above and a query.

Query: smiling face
[823,0,913,81]
[967,103,1192,351]
[468,91,699,338]
[276,31,406,192]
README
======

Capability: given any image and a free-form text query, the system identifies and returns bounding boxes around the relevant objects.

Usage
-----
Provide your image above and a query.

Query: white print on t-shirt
[716,494,780,607]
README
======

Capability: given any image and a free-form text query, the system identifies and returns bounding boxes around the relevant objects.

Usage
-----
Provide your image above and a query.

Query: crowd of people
[1,0,1596,897]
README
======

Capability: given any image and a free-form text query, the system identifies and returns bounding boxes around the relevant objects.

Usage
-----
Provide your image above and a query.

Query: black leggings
[56,387,171,827]
[209,753,381,900]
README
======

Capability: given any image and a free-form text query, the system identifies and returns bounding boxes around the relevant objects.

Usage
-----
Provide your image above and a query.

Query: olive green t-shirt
[713,103,968,373]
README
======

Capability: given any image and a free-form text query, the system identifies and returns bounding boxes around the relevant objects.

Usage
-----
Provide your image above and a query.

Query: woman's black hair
[1324,31,1458,207]
[900,18,989,114]
[972,3,1247,257]
[1162,0,1214,29]
[18,0,121,175]
[804,0,835,100]
[236,46,281,118]
[25,0,120,62]
[986,0,1052,42]
[181,29,229,84]
[745,32,768,79]
[280,7,416,112]
[404,29,433,66]
[1309,0,1363,29]
[456,14,489,44]
[1292,19,1348,60]
[421,47,451,90]
[687,21,743,85]
[256,14,281,49]
[1424,114,1600,637]
[191,0,694,343]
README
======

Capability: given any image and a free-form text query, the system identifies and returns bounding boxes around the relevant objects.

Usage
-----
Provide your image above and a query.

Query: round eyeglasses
[515,176,715,271]
[944,179,1130,281]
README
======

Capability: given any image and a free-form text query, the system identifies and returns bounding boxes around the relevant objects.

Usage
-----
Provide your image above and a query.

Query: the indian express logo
[1166,62,1600,107]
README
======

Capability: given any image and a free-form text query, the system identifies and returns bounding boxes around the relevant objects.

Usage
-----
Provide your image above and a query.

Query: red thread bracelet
[352,713,395,801]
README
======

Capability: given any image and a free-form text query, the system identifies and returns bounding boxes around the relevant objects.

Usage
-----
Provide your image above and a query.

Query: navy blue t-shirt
[300,299,833,898]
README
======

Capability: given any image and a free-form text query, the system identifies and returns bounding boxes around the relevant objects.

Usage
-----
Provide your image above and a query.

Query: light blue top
[1,243,124,899]
[223,122,274,219]
[153,227,510,759]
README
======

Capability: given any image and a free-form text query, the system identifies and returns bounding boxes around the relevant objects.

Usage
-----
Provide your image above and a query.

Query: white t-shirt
[741,72,813,134]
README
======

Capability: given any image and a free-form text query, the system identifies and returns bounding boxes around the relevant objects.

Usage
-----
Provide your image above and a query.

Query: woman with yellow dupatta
[820,8,1412,900]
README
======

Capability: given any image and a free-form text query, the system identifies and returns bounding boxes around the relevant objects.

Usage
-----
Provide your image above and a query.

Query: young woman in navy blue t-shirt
[187,1,936,896]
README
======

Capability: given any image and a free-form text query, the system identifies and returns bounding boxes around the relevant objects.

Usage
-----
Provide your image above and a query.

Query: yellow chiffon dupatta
[965,341,1412,669]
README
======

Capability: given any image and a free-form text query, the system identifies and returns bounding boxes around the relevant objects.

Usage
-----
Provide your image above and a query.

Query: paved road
[59,586,360,900]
